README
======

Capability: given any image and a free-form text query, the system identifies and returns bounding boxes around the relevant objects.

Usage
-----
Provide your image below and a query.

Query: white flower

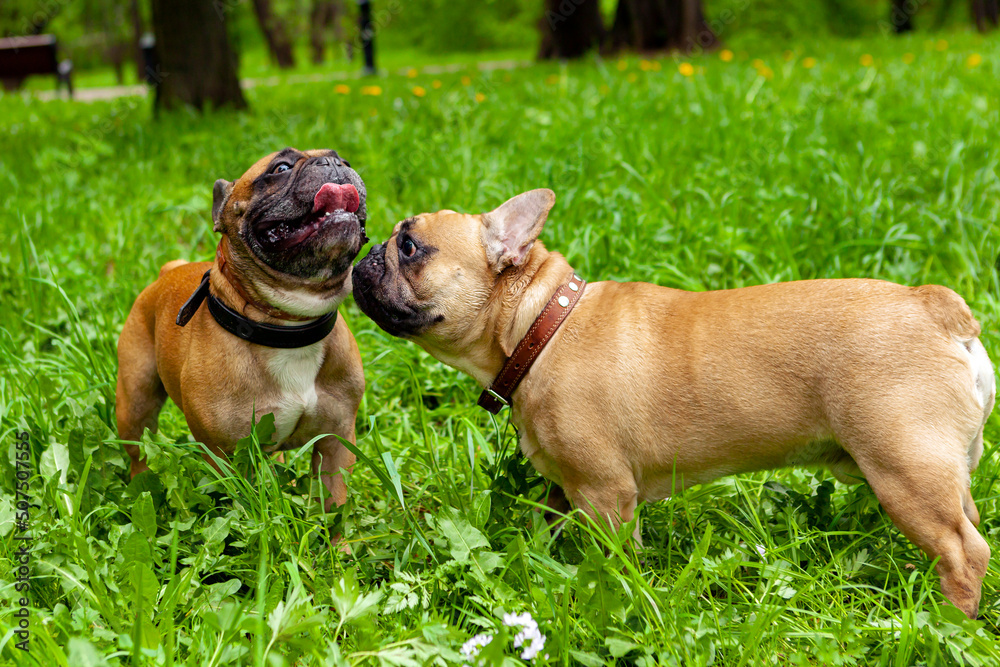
[461,612,548,664]
[461,633,493,667]
[504,612,547,661]
[755,544,766,558]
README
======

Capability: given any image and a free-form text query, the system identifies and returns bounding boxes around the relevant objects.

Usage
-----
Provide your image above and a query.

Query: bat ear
[480,189,556,272]
[212,179,233,232]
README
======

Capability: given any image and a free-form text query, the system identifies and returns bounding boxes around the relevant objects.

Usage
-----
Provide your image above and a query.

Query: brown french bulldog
[116,148,367,511]
[352,188,996,617]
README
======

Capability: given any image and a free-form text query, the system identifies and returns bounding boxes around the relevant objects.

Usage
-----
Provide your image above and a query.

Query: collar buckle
[486,387,509,407]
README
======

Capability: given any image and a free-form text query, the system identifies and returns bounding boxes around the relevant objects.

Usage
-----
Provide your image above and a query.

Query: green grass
[2,30,1000,665]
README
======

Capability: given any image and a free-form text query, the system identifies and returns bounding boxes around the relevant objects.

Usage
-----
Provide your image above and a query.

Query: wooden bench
[0,35,73,97]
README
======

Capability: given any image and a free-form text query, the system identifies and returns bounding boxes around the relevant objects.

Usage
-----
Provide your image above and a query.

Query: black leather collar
[176,271,337,348]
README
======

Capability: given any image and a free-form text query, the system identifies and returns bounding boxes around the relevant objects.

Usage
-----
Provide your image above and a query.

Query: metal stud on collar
[558,296,570,307]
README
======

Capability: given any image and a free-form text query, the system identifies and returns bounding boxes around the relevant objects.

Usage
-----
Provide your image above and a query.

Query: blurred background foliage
[0,0,987,72]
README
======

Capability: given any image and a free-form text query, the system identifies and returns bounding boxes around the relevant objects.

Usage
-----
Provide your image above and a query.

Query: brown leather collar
[215,237,314,321]
[478,271,586,414]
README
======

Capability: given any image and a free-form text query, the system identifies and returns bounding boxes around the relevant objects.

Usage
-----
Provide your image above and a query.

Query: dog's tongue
[313,182,360,214]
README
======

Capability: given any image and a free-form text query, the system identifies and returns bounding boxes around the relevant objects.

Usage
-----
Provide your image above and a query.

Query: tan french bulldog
[352,188,995,617]
[117,148,367,511]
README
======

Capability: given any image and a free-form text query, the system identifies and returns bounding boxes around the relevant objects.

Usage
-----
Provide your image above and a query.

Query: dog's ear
[481,189,556,271]
[212,179,233,231]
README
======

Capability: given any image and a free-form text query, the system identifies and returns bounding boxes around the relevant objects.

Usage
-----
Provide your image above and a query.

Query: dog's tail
[915,284,981,341]
[159,259,189,278]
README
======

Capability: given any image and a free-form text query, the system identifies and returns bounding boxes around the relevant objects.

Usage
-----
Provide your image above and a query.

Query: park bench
[0,35,73,97]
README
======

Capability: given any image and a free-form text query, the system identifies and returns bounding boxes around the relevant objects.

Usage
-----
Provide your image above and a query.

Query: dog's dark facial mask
[353,191,557,354]
[214,148,368,281]
[353,232,443,337]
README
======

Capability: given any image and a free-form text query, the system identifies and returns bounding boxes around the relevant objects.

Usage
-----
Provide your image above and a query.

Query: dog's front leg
[312,424,356,512]
[564,476,642,545]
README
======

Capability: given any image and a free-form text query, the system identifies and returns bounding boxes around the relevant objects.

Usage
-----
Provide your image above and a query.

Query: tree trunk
[252,0,296,68]
[538,0,604,60]
[359,0,375,74]
[609,0,716,54]
[310,0,345,64]
[150,0,246,111]
[890,0,916,32]
[131,0,145,82]
[971,0,999,31]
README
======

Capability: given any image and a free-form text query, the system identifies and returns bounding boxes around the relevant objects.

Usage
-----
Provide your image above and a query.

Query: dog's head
[353,189,555,362]
[213,148,368,284]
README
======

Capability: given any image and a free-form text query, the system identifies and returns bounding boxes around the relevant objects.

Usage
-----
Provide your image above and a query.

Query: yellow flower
[460,75,472,85]
[475,92,486,103]
[752,58,765,70]
[967,53,982,68]
[902,52,915,64]
[412,86,426,97]
[545,74,559,85]
[617,60,628,71]
[719,49,734,62]
[678,62,694,77]
[860,54,874,67]
[361,85,382,96]
[626,72,638,83]
[758,66,773,80]
[639,59,652,71]
[802,57,817,69]
[334,84,350,94]
[936,39,948,51]
[407,68,418,78]
[432,79,442,89]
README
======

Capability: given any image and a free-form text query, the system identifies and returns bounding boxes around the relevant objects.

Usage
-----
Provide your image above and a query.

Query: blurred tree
[934,0,998,30]
[609,0,716,52]
[252,0,296,68]
[310,0,347,64]
[130,0,145,82]
[890,0,916,32]
[150,0,246,110]
[971,0,999,30]
[359,0,375,74]
[538,0,604,59]
[81,0,131,84]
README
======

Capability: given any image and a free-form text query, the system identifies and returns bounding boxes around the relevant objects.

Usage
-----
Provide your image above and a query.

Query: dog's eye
[272,163,291,174]
[401,238,417,258]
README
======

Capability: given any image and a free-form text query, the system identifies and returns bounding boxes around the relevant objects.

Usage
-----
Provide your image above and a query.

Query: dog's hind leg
[116,295,167,478]
[853,437,989,618]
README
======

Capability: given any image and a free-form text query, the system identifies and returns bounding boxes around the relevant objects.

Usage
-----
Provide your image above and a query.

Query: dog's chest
[265,345,325,443]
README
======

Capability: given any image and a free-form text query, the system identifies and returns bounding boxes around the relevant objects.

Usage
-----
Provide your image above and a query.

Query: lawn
[2,30,1000,666]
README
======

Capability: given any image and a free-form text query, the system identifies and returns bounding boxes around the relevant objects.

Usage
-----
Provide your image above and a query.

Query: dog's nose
[313,156,344,168]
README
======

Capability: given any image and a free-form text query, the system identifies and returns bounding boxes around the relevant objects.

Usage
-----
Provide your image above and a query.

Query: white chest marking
[266,344,324,443]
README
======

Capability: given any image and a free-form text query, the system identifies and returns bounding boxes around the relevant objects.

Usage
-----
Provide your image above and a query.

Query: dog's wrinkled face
[353,189,555,351]
[213,148,368,281]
